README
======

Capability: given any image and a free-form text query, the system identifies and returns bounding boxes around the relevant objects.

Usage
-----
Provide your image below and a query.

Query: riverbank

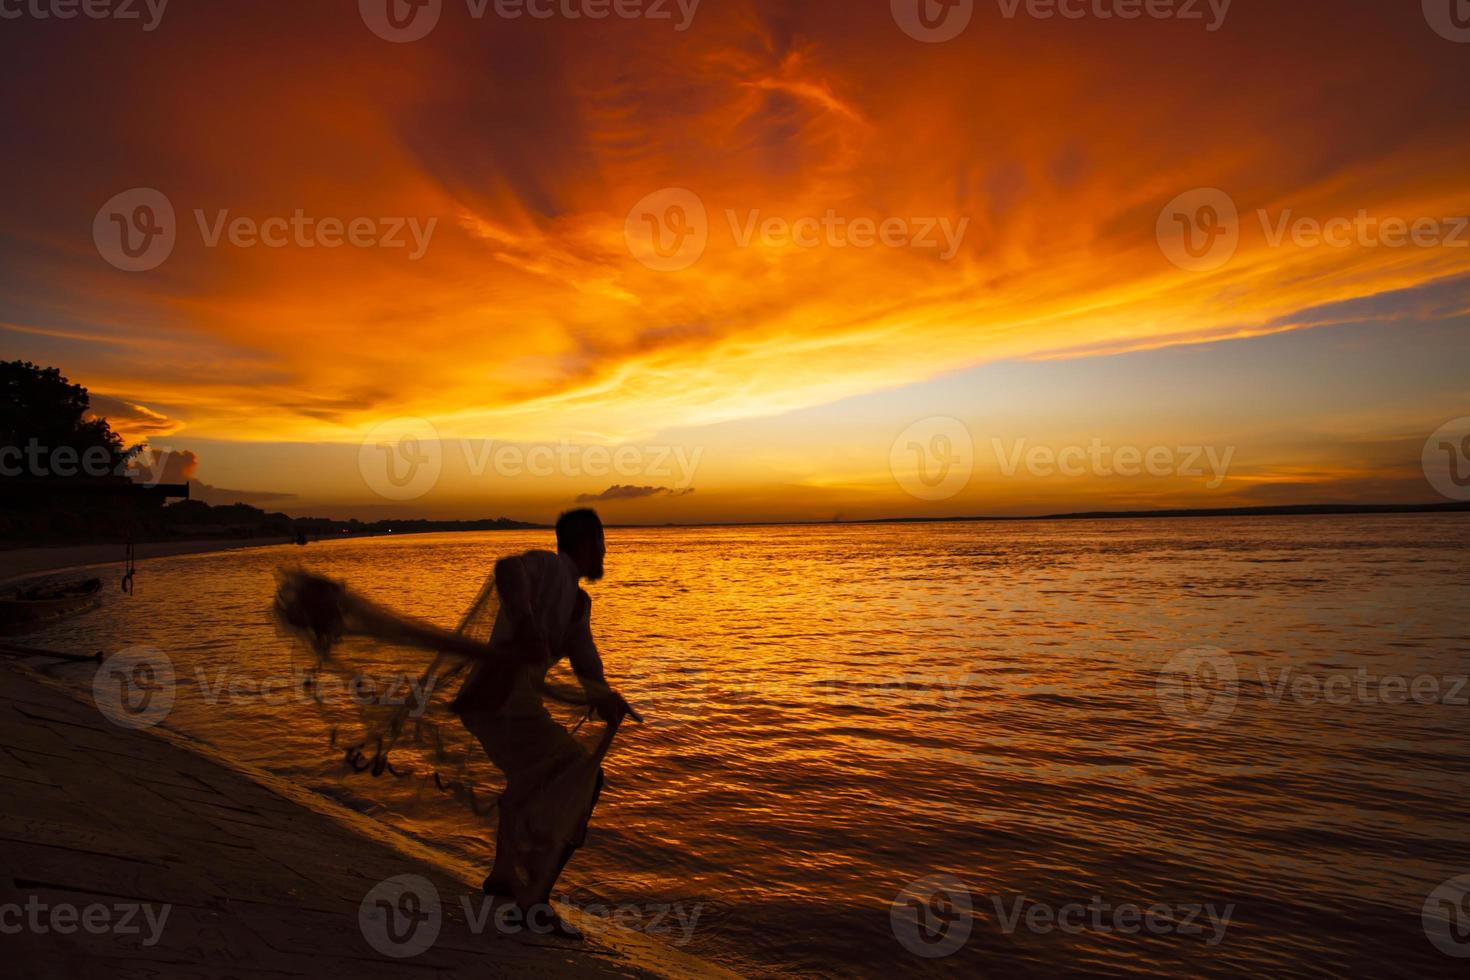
[0,537,301,585]
[0,660,733,978]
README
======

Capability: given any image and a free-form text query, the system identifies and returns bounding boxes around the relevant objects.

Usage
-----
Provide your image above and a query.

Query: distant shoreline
[605,500,1470,529]
[858,500,1470,525]
[286,499,1470,530]
[6,502,1466,585]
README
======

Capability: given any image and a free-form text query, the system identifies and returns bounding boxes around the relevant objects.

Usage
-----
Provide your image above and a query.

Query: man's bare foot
[522,903,583,941]
[482,874,517,898]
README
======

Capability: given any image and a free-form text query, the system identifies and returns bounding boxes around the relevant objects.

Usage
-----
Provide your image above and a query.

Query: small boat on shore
[0,578,104,629]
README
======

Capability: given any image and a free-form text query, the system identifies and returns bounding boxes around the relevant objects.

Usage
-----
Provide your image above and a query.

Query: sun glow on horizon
[4,2,1469,521]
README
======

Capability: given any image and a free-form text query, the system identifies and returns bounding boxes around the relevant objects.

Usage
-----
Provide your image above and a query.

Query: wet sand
[0,659,732,978]
[0,538,300,585]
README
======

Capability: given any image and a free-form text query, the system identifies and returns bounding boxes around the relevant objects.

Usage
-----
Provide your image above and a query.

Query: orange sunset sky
[3,0,1469,522]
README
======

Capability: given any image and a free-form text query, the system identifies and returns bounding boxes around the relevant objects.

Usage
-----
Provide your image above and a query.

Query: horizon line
[290,500,1470,531]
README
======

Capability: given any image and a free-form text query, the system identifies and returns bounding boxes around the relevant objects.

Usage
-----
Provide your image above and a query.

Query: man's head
[555,508,605,581]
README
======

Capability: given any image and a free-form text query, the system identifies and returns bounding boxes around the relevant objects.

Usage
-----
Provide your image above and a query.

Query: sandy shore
[0,537,300,585]
[0,659,733,978]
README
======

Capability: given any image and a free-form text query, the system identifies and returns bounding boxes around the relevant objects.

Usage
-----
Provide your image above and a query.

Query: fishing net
[271,567,614,820]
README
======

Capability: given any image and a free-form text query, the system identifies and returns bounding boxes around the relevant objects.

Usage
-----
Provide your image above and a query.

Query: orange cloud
[2,3,1468,517]
[88,395,183,444]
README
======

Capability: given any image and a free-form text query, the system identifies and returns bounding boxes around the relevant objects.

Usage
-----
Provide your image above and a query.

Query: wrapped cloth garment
[271,565,622,865]
[460,704,606,899]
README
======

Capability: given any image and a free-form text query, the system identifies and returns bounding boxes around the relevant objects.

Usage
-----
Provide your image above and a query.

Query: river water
[23,515,1470,977]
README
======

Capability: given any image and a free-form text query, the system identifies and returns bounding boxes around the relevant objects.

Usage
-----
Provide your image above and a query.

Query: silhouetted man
[452,508,637,939]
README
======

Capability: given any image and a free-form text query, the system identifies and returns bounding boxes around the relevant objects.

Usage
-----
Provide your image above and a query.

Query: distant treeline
[863,502,1470,524]
[1,360,543,546]
[161,501,541,541]
[1,495,543,545]
[1,494,542,546]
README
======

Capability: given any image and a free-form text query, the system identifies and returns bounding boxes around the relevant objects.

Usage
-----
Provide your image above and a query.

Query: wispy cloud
[575,485,697,504]
[88,395,182,442]
[3,2,1467,518]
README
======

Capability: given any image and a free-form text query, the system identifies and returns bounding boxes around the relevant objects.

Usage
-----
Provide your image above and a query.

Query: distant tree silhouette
[1,360,137,479]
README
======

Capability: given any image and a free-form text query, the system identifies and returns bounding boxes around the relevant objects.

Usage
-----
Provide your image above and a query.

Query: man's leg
[483,800,520,897]
[524,766,604,906]
[513,766,605,941]
[470,707,601,937]
[462,711,527,899]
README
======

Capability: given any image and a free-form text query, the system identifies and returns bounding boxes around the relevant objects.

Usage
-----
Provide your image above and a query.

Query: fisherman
[451,508,638,939]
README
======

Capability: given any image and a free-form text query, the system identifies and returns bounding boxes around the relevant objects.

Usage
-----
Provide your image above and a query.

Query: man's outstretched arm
[567,592,642,723]
[566,591,605,682]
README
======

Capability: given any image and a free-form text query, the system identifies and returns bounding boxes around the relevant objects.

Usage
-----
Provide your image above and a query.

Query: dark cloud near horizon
[129,447,296,508]
[575,485,696,504]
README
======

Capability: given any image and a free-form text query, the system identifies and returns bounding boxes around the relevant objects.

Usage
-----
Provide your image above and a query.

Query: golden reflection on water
[29,516,1470,977]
